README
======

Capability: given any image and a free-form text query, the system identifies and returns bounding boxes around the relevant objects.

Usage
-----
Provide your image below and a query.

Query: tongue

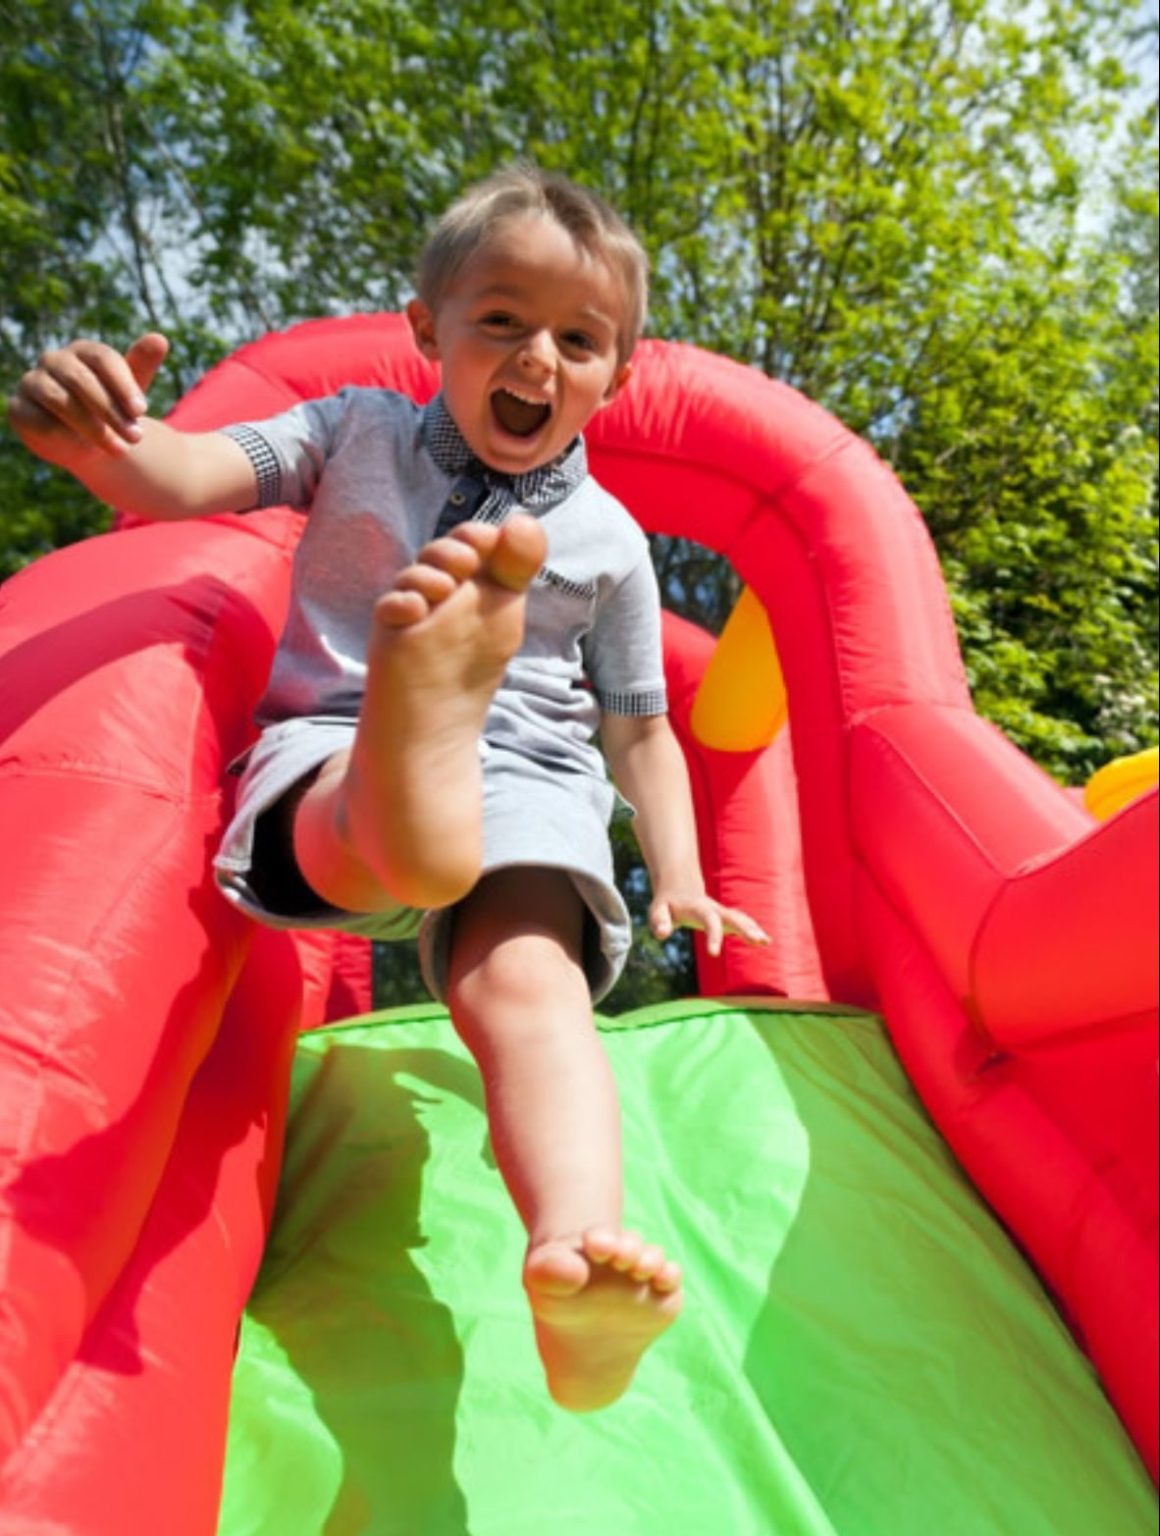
[492,390,550,437]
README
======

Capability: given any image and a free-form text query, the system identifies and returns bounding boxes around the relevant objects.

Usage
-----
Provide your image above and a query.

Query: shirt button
[448,491,466,507]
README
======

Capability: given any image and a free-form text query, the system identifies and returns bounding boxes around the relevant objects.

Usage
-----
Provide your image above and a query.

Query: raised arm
[601,711,768,955]
[6,333,258,521]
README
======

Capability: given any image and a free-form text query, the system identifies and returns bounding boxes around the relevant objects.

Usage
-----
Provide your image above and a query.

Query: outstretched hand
[7,332,169,468]
[649,891,770,957]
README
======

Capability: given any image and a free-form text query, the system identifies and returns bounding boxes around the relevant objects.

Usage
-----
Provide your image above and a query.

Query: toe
[415,534,486,579]
[607,1231,645,1273]
[489,512,547,590]
[579,1227,620,1264]
[524,1241,589,1299]
[375,588,432,627]
[393,564,457,605]
[654,1259,683,1295]
[629,1244,667,1283]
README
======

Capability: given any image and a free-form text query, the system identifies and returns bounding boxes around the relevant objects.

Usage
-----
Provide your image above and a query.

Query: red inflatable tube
[859,873,1158,1489]
[0,926,336,1533]
[850,703,1156,1042]
[0,514,289,1461]
[661,610,826,1000]
[0,314,1154,1525]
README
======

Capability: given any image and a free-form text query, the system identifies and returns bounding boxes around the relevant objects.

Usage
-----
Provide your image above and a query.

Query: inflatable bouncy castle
[0,316,1156,1533]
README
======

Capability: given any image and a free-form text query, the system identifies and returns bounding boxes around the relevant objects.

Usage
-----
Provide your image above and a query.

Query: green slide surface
[218,1001,1155,1535]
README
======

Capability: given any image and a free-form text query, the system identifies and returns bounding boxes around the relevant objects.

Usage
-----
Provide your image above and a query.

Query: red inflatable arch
[0,314,1155,1528]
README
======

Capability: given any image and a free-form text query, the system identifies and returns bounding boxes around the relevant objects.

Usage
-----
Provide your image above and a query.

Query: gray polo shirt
[223,388,667,784]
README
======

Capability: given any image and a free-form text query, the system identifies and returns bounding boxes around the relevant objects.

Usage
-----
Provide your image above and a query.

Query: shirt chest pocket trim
[523,565,597,660]
[535,566,597,603]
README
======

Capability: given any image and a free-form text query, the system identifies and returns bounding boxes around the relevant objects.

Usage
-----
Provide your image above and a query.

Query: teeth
[501,386,550,408]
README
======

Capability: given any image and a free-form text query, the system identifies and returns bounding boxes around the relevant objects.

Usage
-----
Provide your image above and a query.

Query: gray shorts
[213,717,631,1003]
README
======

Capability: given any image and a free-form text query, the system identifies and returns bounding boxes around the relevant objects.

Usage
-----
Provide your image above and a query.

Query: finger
[703,907,725,957]
[649,900,674,941]
[124,332,169,401]
[721,909,771,945]
[41,343,146,447]
[6,388,57,442]
[66,339,152,421]
[16,360,127,455]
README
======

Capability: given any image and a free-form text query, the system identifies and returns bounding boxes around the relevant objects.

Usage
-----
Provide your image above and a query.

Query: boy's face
[407,214,632,475]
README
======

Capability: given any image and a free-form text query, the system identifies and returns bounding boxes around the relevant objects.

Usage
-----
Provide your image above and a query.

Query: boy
[8,166,767,1411]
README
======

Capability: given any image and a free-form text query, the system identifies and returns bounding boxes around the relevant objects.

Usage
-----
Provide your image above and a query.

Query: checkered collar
[419,392,588,510]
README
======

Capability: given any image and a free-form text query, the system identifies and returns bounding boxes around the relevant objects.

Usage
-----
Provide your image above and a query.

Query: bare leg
[447,868,683,1412]
[292,514,546,912]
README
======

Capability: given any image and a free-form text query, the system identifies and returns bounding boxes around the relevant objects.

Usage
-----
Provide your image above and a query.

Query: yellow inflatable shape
[1083,746,1160,821]
[690,586,788,751]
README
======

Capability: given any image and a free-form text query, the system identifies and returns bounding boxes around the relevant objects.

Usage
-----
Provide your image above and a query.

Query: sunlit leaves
[1,0,1155,785]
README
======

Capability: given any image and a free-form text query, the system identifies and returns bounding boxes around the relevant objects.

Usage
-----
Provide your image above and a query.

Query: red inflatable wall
[0,315,1154,1528]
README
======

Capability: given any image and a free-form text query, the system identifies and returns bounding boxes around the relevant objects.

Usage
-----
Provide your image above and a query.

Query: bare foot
[333,513,546,908]
[524,1228,684,1412]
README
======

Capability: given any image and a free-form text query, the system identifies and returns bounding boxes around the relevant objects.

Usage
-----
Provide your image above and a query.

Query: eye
[480,311,517,329]
[562,330,598,353]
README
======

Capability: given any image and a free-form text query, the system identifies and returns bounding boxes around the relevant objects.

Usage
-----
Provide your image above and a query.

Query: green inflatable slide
[217,1001,1154,1535]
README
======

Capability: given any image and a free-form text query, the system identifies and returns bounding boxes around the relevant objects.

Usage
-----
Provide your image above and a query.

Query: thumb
[649,900,674,941]
[125,332,170,397]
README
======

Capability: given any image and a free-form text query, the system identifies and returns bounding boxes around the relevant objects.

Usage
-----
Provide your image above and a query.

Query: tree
[1,1,1155,1003]
[0,0,209,575]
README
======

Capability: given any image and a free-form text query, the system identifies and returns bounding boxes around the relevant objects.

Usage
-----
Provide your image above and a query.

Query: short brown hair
[416,164,649,365]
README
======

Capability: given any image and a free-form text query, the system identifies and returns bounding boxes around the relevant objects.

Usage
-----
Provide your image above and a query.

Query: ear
[406,298,440,361]
[600,360,632,407]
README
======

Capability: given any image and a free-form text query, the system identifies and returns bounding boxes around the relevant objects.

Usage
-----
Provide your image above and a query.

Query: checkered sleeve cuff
[220,423,283,509]
[596,687,669,717]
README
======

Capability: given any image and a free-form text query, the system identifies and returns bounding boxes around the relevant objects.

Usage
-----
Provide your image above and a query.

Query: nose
[518,329,555,376]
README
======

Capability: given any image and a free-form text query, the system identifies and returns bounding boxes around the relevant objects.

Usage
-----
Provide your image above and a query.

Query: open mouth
[491,387,552,438]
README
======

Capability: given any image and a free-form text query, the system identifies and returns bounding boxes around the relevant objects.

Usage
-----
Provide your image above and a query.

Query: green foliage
[898,238,1158,776]
[0,0,204,571]
[0,1,1155,982]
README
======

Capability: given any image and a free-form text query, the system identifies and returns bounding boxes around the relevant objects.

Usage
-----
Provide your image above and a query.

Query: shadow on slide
[218,1002,1154,1536]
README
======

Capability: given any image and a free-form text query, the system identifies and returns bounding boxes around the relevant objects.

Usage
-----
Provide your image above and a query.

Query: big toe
[524,1241,589,1300]
[489,512,547,591]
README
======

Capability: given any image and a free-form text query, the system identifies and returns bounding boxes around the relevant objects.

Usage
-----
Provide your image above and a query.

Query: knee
[448,933,567,1025]
[446,869,588,1035]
